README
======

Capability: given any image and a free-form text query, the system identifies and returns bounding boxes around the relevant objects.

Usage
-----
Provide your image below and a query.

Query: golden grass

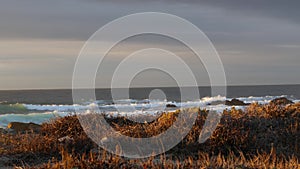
[0,102,299,168]
[34,147,300,169]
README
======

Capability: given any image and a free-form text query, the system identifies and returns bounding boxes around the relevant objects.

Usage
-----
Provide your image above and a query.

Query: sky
[0,0,300,89]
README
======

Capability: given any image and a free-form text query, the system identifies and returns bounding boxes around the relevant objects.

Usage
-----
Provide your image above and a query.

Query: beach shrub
[0,102,299,168]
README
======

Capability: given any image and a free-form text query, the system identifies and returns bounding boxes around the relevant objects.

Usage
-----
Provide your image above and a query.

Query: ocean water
[0,85,299,128]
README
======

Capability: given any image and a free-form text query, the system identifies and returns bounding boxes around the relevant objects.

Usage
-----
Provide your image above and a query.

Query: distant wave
[22,95,290,112]
[0,95,297,128]
[0,104,28,114]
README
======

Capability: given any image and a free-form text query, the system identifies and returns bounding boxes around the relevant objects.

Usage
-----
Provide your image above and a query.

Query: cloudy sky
[0,0,300,89]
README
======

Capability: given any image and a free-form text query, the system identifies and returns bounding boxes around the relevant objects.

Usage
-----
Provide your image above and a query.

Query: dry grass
[0,102,299,168]
[33,147,300,169]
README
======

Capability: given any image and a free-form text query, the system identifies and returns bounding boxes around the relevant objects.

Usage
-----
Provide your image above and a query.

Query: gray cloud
[0,0,300,89]
[1,0,299,41]
[183,0,300,24]
[90,0,300,23]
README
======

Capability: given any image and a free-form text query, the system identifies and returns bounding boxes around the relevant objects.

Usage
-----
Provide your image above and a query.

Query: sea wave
[0,95,296,128]
[21,95,291,112]
[0,111,71,128]
[0,104,28,114]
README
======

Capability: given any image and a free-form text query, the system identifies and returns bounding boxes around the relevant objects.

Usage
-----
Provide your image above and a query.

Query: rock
[270,97,294,105]
[225,99,250,106]
[7,122,41,133]
[166,104,177,108]
[208,101,226,106]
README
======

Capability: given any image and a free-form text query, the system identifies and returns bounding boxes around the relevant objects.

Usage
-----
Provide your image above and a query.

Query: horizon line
[1,83,300,91]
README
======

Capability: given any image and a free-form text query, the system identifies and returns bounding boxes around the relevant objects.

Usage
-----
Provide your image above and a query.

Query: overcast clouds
[0,0,299,89]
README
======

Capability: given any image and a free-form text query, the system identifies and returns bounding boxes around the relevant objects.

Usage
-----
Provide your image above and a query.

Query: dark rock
[7,122,41,133]
[270,97,294,105]
[166,104,177,108]
[208,101,226,106]
[225,99,250,106]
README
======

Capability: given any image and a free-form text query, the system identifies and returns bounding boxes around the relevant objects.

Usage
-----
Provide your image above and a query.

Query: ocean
[0,84,299,128]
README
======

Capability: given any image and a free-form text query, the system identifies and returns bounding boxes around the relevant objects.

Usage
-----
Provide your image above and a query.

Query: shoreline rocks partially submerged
[225,98,250,106]
[224,97,294,106]
[270,97,294,105]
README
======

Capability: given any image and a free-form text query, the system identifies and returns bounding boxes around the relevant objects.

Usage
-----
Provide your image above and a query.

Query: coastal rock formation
[225,99,250,106]
[270,97,294,105]
[166,104,177,108]
[7,122,41,133]
[208,101,226,106]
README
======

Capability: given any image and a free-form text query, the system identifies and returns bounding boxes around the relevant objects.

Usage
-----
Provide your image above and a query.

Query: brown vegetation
[0,102,299,168]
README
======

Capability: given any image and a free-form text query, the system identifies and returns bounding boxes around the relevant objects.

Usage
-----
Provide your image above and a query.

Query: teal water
[0,104,29,114]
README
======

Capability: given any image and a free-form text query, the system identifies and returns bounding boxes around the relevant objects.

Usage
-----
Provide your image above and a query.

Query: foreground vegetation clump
[0,102,299,168]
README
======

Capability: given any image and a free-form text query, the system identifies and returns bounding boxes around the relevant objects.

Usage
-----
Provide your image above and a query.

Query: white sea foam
[22,95,297,114]
[0,95,297,128]
[234,95,288,104]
